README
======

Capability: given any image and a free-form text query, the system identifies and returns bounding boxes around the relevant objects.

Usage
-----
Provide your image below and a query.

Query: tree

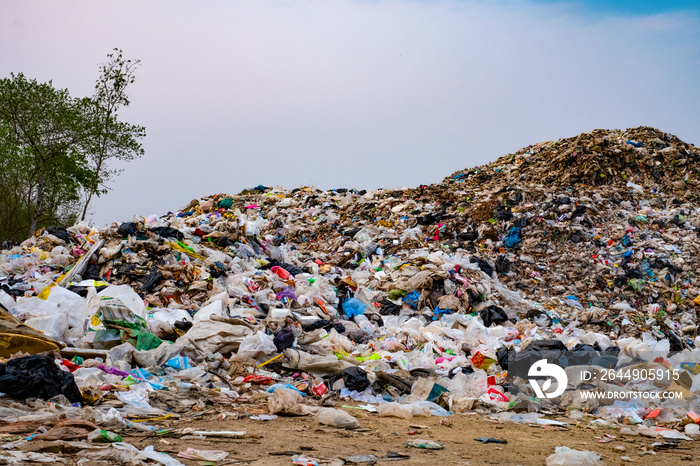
[0,73,92,240]
[0,50,145,243]
[80,49,146,221]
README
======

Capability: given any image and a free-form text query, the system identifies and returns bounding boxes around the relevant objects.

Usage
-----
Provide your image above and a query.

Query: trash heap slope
[2,126,699,349]
[0,127,699,465]
[445,126,699,196]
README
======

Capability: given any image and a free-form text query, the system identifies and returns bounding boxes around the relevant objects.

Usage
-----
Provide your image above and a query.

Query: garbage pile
[1,126,700,464]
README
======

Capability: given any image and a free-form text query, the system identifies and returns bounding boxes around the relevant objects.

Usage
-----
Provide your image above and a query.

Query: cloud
[0,0,698,225]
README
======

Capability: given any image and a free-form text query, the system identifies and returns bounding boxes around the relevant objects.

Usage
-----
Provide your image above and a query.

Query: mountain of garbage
[1,127,699,464]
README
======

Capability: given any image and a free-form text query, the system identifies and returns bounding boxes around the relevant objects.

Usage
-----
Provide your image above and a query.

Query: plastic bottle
[354,314,375,334]
[124,420,157,432]
[88,428,122,443]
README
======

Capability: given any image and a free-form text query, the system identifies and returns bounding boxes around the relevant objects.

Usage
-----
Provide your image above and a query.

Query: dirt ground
[18,407,700,465]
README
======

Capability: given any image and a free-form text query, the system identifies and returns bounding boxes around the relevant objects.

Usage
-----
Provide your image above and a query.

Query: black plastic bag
[379,298,402,316]
[471,257,493,276]
[45,226,71,243]
[506,340,568,379]
[457,230,479,242]
[267,259,303,276]
[303,320,345,334]
[480,305,508,327]
[216,236,237,248]
[0,355,82,403]
[118,222,138,237]
[148,227,184,241]
[495,254,510,274]
[273,328,295,352]
[493,207,513,221]
[571,205,587,219]
[328,366,370,392]
[515,216,530,228]
[141,268,164,293]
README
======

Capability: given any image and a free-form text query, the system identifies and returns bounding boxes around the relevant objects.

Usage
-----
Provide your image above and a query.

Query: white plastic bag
[316,407,360,429]
[93,284,147,319]
[377,402,413,419]
[546,446,603,465]
[267,388,313,416]
[233,331,277,360]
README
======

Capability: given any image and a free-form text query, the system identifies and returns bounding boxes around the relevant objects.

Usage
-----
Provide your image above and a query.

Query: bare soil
[20,407,700,465]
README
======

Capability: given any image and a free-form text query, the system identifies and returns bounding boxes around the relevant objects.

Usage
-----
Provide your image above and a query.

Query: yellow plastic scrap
[694,295,700,306]
[68,280,109,288]
[167,241,205,260]
[129,414,174,422]
[37,283,57,300]
[30,247,50,261]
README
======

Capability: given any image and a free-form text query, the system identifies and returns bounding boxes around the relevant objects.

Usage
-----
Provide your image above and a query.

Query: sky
[1,0,699,226]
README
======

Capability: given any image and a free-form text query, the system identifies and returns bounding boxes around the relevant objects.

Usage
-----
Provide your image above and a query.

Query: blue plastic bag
[165,356,190,371]
[404,291,420,309]
[342,298,367,318]
[267,383,306,396]
[503,227,522,248]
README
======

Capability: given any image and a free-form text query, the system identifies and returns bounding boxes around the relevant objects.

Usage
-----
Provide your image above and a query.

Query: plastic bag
[461,370,489,398]
[267,387,313,416]
[316,407,360,429]
[411,400,451,416]
[0,354,81,403]
[342,298,367,318]
[495,282,524,307]
[479,305,509,327]
[24,312,71,343]
[546,446,603,465]
[115,383,159,415]
[378,402,413,419]
[192,300,223,324]
[328,367,370,392]
[92,285,147,319]
[403,290,420,309]
[148,308,192,337]
[233,331,277,360]
[10,286,88,344]
[400,227,423,243]
[405,439,445,449]
[141,445,185,466]
[176,320,252,356]
[177,448,228,462]
[283,348,353,376]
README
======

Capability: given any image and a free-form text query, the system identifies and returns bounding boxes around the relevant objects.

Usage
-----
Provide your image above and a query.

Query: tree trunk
[29,160,45,235]
[80,185,94,221]
[81,110,110,221]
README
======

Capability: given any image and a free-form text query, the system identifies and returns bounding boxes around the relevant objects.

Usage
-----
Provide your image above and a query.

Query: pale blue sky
[530,0,699,15]
[1,1,698,226]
